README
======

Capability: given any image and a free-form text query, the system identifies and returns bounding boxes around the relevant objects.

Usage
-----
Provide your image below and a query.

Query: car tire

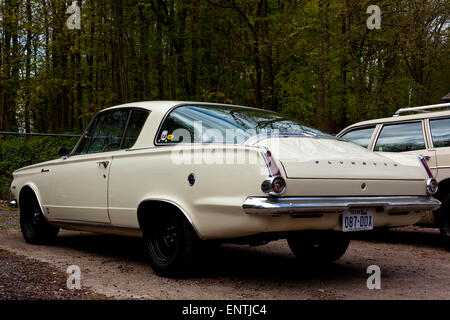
[20,192,59,244]
[287,231,350,264]
[437,193,450,246]
[143,210,198,277]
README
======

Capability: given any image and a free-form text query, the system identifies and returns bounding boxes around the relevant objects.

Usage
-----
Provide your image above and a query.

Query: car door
[428,117,450,180]
[48,109,130,223]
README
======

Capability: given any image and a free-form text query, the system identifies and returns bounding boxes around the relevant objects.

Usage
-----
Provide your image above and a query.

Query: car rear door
[428,117,450,180]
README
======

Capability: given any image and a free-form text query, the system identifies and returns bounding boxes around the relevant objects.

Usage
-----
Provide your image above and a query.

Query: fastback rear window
[155,105,329,144]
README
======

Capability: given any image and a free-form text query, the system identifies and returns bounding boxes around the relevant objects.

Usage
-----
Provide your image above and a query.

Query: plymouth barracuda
[10,101,441,276]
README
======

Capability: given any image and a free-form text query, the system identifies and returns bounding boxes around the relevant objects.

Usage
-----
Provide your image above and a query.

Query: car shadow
[51,232,364,282]
[349,228,449,250]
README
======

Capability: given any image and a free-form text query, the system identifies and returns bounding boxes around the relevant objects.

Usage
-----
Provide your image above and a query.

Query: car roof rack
[393,103,450,116]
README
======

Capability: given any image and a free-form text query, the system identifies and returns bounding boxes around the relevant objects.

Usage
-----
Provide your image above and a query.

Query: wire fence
[0,132,80,138]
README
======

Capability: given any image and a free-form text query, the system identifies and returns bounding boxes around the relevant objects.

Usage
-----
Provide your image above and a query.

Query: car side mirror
[58,146,69,157]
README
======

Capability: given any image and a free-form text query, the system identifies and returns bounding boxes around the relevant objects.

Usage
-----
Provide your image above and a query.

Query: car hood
[253,136,426,180]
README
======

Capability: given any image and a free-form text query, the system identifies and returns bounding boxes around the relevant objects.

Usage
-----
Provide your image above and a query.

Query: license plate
[342,208,374,232]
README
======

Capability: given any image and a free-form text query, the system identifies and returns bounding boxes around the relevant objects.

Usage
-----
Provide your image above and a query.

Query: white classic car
[10,101,441,276]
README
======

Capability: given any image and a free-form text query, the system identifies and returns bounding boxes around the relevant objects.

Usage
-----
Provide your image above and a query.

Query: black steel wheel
[143,210,198,277]
[20,191,59,244]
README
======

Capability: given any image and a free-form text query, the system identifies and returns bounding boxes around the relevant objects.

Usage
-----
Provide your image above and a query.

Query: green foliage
[0,0,448,134]
[0,136,78,199]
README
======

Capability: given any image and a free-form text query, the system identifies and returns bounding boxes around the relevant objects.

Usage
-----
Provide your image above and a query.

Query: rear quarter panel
[107,145,271,239]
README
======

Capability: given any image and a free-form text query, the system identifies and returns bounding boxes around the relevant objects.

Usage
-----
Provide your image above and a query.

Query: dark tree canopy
[0,0,448,134]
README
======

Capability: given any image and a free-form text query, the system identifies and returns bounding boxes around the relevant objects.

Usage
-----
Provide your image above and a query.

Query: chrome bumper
[242,196,441,216]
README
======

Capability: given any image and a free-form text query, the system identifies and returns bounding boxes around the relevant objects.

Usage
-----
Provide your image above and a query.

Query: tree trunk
[317,0,331,131]
[112,0,128,104]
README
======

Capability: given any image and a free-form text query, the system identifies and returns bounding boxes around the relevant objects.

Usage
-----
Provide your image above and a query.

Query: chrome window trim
[71,107,150,156]
[373,120,427,152]
[153,103,271,147]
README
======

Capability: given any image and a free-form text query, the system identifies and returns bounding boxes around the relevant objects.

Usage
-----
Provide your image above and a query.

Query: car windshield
[156,105,330,144]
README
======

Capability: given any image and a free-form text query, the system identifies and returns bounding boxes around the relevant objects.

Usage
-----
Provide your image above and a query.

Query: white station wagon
[10,101,441,276]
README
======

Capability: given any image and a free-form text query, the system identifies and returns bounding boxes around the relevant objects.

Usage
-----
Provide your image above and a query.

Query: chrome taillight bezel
[426,178,438,195]
[261,176,286,196]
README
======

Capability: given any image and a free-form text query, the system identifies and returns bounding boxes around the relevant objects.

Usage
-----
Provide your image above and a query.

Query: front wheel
[287,231,350,264]
[143,210,198,277]
[20,192,59,244]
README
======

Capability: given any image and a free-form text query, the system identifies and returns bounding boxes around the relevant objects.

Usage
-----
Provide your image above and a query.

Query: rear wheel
[436,193,450,246]
[20,191,59,244]
[287,231,350,264]
[143,210,199,277]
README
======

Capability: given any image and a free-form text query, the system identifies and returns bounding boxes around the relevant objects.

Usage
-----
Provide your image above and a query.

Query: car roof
[100,101,274,150]
[102,100,262,113]
[340,109,450,133]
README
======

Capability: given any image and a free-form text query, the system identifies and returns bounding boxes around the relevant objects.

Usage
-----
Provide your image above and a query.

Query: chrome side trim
[243,133,345,146]
[430,166,450,170]
[242,196,441,215]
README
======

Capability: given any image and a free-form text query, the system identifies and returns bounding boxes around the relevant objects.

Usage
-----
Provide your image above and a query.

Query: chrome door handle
[96,161,109,168]
[424,156,431,161]
[41,169,50,173]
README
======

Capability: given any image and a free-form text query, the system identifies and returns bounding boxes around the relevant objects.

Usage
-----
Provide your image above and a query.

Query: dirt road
[0,208,449,300]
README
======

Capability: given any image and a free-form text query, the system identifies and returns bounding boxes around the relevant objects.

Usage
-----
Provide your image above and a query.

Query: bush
[0,135,78,200]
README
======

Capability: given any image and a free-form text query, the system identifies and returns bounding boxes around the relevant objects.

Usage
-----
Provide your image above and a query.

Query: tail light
[260,148,286,196]
[418,155,433,178]
[418,155,438,195]
[261,176,286,196]
[261,149,281,177]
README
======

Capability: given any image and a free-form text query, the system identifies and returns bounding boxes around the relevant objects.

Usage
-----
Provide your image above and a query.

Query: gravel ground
[0,206,19,231]
[0,249,108,300]
[0,207,449,300]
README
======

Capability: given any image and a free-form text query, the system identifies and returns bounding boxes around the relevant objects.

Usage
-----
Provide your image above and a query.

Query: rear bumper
[242,196,441,216]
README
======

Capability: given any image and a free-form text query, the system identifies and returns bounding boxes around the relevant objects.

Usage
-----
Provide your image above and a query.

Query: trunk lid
[254,136,426,180]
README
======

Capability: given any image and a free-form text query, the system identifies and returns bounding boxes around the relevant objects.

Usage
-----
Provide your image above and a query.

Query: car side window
[76,122,96,155]
[374,122,425,152]
[121,110,149,149]
[156,108,195,144]
[340,127,375,148]
[79,110,129,154]
[430,118,450,148]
